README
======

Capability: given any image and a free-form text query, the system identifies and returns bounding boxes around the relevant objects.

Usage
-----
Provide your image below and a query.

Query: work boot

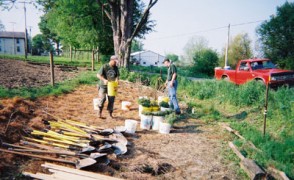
[109,112,114,119]
[98,109,102,118]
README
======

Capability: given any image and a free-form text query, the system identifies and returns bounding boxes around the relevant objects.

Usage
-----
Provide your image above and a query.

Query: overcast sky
[1,0,292,56]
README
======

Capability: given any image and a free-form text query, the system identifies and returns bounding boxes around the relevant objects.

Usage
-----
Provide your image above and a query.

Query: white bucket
[160,107,171,112]
[93,98,99,110]
[159,122,171,134]
[152,116,164,130]
[122,101,132,111]
[125,119,138,134]
[138,105,143,117]
[158,96,169,105]
[140,115,152,130]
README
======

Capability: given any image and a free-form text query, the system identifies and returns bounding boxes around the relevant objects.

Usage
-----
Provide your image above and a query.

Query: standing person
[96,55,120,118]
[163,58,181,115]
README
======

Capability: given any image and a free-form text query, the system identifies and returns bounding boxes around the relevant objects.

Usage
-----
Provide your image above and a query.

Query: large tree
[97,0,158,68]
[257,2,294,70]
[220,33,252,68]
[183,36,209,65]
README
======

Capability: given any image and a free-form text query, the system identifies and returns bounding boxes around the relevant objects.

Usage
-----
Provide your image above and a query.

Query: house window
[143,62,146,64]
[17,46,20,52]
[0,46,2,52]
[16,39,20,44]
[155,62,157,65]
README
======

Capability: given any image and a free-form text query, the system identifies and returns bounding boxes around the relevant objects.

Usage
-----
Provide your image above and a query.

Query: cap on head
[163,58,170,64]
[110,55,119,64]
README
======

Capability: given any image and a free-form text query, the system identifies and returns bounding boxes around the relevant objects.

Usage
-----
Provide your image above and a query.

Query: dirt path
[28,82,239,180]
[0,60,241,179]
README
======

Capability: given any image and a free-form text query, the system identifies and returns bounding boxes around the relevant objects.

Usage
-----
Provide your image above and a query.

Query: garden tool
[23,137,95,152]
[31,130,81,142]
[0,148,96,169]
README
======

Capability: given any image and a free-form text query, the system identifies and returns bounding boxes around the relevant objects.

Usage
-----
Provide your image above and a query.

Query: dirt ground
[0,59,241,179]
[0,59,81,88]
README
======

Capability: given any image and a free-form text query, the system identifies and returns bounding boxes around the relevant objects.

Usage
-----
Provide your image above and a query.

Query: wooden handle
[0,148,75,164]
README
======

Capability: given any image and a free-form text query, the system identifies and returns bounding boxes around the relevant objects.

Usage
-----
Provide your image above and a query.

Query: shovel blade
[76,158,96,169]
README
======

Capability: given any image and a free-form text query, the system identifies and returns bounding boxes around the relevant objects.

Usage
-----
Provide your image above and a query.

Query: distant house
[0,31,25,55]
[130,50,165,67]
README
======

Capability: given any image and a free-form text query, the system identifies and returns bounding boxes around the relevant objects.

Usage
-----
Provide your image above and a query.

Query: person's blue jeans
[168,80,180,113]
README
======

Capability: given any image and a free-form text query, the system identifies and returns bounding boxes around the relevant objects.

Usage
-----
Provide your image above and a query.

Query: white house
[0,31,26,55]
[130,50,165,67]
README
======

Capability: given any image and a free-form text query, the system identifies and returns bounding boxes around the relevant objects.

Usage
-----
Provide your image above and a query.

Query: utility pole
[19,1,28,59]
[224,24,230,68]
[29,26,32,55]
[9,22,16,55]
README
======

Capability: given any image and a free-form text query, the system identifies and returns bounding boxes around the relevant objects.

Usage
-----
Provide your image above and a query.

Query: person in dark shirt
[163,58,181,115]
[96,55,120,118]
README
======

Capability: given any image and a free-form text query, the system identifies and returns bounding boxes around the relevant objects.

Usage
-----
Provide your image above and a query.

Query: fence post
[50,51,55,86]
[263,83,269,137]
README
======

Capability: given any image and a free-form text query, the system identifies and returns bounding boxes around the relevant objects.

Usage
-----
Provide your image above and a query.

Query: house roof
[131,50,165,58]
[0,31,25,39]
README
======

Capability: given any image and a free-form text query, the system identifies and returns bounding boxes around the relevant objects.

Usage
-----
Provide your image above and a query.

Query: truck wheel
[222,76,229,81]
[256,79,265,85]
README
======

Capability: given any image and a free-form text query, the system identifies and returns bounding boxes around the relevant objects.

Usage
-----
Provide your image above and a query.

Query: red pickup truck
[214,58,294,87]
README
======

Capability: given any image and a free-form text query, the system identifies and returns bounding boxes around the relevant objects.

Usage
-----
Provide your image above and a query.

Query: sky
[0,0,293,56]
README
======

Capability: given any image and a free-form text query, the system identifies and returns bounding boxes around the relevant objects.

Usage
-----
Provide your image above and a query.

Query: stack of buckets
[139,96,171,134]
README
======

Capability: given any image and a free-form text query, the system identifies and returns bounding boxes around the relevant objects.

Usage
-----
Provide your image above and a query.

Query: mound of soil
[0,59,82,88]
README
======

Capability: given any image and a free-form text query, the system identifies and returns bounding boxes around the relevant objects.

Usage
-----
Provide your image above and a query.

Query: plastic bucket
[122,101,132,111]
[142,106,152,112]
[158,96,169,104]
[159,122,171,134]
[138,105,143,117]
[125,119,138,134]
[140,115,152,130]
[107,81,118,96]
[93,98,99,110]
[152,116,164,130]
[160,107,171,112]
[151,106,160,112]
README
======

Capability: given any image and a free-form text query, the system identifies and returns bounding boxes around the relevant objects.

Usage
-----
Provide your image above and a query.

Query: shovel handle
[0,148,75,164]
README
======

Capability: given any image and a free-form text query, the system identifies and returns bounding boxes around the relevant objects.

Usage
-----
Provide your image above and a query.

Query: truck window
[239,62,249,71]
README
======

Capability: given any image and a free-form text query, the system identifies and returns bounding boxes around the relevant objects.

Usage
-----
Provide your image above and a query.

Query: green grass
[179,79,294,178]
[0,54,104,68]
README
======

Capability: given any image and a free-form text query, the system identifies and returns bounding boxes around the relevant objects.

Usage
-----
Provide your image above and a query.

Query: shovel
[0,148,96,169]
[24,137,95,153]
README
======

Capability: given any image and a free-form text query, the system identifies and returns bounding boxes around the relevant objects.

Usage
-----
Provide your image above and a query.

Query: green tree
[166,53,179,63]
[97,0,158,68]
[39,16,61,55]
[183,36,209,64]
[193,49,219,76]
[131,39,144,52]
[220,33,253,68]
[32,34,53,55]
[257,2,294,70]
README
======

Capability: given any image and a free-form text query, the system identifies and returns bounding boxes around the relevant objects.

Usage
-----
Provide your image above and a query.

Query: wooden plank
[23,172,56,180]
[240,158,266,180]
[42,163,122,180]
[228,142,266,180]
[268,167,290,180]
[48,169,96,180]
[228,141,245,160]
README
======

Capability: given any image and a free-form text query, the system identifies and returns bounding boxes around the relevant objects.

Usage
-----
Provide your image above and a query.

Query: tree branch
[128,0,158,43]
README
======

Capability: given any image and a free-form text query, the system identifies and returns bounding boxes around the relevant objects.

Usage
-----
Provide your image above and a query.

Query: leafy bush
[138,98,151,107]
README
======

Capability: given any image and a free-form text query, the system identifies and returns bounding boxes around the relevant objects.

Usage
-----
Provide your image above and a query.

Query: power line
[150,19,266,40]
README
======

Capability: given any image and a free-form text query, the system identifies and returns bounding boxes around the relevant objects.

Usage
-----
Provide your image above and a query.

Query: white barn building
[0,31,26,55]
[130,50,165,67]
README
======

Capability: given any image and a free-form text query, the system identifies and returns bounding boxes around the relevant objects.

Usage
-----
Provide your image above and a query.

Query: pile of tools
[0,114,129,169]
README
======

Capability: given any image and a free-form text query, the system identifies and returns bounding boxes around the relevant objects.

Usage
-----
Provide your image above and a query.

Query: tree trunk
[97,0,158,68]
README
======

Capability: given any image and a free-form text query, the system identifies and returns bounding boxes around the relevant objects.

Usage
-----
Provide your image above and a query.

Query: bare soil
[0,59,241,179]
[0,59,81,88]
